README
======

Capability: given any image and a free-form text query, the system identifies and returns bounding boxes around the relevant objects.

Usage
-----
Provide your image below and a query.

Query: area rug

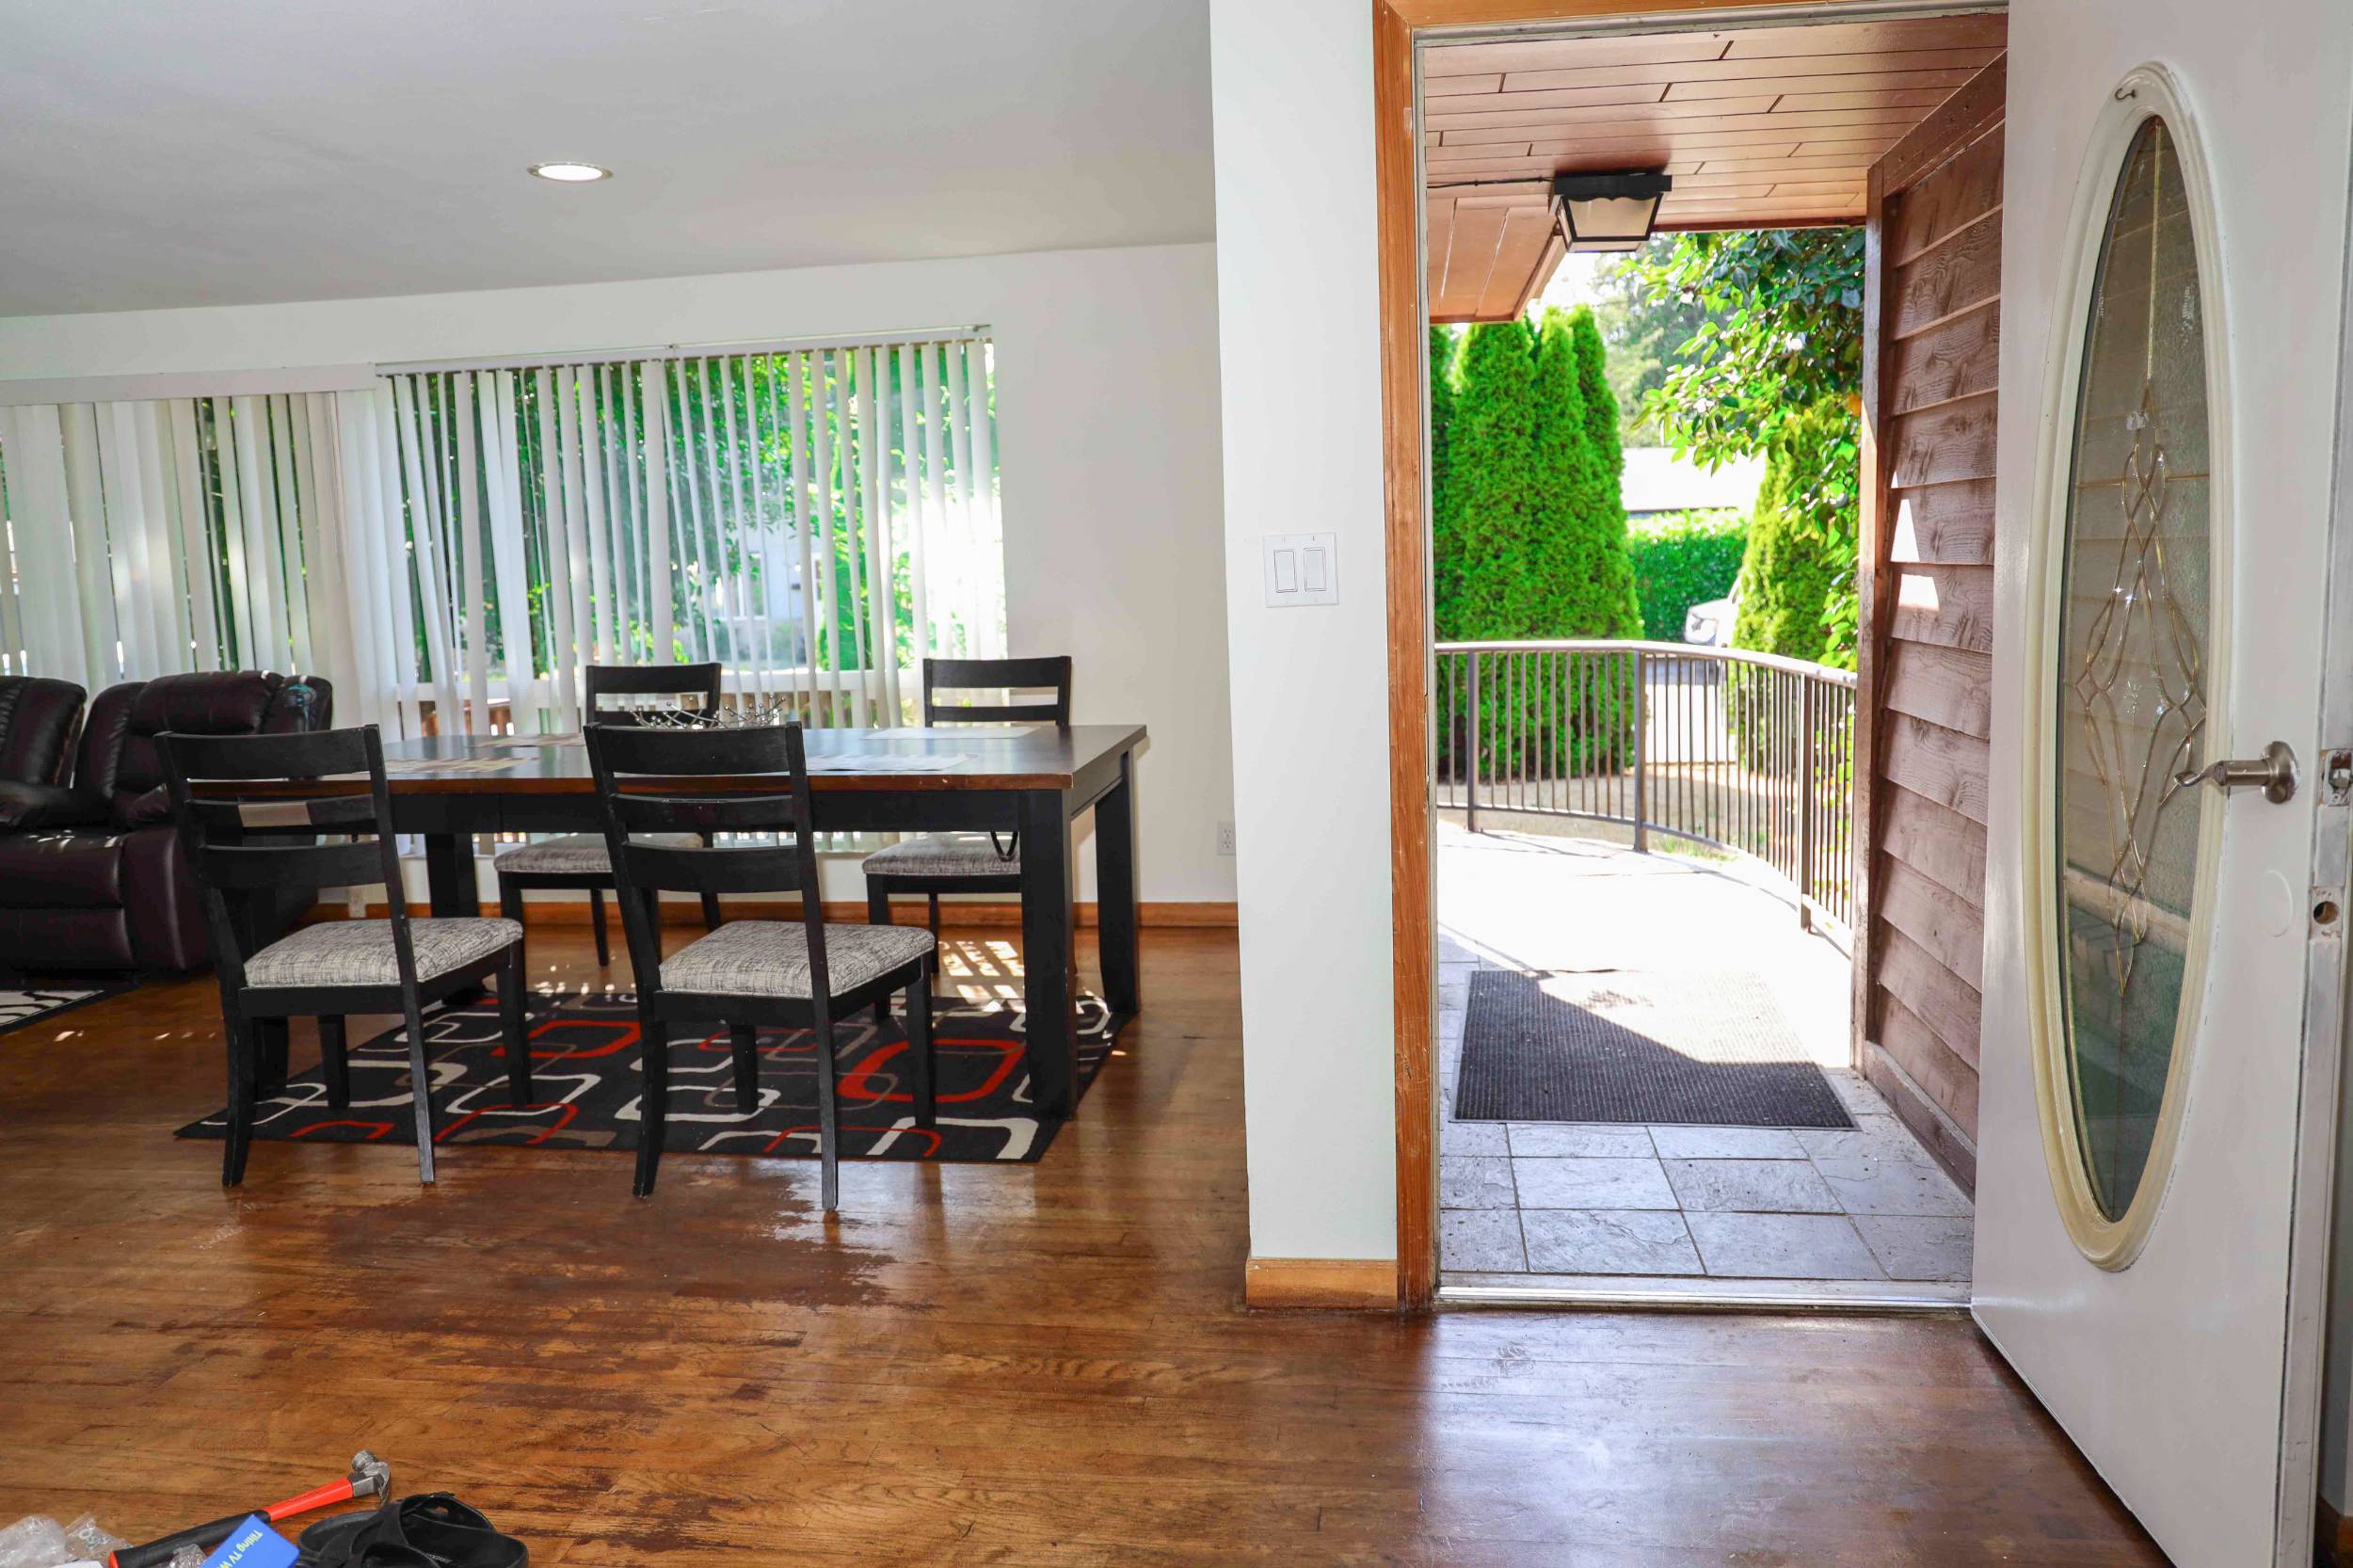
[1454,969,1853,1128]
[0,982,132,1037]
[177,989,1119,1163]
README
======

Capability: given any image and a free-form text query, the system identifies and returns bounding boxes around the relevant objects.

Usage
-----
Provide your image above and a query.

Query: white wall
[1210,0,1398,1261]
[0,243,1236,906]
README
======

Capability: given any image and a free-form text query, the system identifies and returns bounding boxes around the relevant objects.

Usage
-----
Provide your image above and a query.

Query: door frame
[1376,0,2001,1307]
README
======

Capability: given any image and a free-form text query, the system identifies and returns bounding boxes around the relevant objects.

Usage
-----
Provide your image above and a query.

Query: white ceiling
[0,0,1214,317]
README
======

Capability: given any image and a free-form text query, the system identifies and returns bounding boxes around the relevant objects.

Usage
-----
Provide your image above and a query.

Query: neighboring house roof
[1621,448,1766,518]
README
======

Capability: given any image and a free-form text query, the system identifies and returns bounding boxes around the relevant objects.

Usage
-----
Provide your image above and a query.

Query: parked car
[1683,581,1739,648]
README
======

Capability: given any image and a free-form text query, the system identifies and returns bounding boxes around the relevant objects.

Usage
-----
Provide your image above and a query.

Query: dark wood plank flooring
[0,927,2162,1565]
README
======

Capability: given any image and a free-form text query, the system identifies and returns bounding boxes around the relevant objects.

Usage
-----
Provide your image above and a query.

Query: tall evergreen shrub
[1730,399,1859,667]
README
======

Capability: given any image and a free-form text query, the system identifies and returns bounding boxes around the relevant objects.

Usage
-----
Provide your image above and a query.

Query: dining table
[311,722,1144,1119]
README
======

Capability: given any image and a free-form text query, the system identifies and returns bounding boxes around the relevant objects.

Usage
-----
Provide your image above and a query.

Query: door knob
[2175,740,2299,804]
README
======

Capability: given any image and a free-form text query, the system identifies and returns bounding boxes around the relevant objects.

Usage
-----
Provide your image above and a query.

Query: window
[342,334,1004,736]
[0,330,1006,741]
[2039,109,2219,1265]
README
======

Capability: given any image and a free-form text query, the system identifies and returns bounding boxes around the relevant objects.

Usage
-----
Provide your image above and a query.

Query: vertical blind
[0,395,351,692]
[0,333,1004,740]
[344,335,1003,737]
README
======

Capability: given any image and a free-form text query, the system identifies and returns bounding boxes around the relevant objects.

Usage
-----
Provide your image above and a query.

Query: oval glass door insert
[2052,115,2215,1224]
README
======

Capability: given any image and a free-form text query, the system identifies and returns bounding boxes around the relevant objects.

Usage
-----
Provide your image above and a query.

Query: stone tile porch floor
[1436,813,1973,1302]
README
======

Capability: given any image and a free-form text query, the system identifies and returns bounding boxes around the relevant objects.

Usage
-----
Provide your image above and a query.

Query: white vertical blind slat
[168,400,222,672]
[93,403,153,680]
[272,394,316,673]
[786,353,820,720]
[132,402,192,675]
[58,403,119,684]
[0,405,86,685]
[641,364,677,664]
[547,367,587,727]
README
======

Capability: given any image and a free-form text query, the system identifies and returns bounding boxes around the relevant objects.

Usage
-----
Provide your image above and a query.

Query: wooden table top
[367,723,1147,793]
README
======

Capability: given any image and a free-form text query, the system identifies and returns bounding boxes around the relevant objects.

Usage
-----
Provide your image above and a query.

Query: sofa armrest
[0,781,107,830]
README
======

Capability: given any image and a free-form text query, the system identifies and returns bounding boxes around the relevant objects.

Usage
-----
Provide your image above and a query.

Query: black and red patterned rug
[176,989,1119,1164]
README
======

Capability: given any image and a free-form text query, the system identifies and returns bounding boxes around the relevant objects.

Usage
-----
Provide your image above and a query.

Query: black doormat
[1454,969,1854,1128]
[0,981,132,1037]
[177,989,1120,1163]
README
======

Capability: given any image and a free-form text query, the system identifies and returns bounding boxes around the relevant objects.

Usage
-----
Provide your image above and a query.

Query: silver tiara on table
[622,697,808,729]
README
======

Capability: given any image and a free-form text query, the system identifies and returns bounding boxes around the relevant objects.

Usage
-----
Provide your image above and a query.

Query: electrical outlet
[1217,821,1237,856]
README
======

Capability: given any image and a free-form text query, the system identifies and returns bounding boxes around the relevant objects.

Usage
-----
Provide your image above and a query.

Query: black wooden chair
[495,662,725,970]
[861,656,1073,943]
[159,724,530,1188]
[586,720,937,1210]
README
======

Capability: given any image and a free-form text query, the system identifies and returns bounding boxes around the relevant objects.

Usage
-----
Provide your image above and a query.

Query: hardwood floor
[0,927,2162,1565]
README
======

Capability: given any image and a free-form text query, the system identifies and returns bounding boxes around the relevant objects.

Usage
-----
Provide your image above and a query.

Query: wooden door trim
[1377,0,1933,1311]
[1377,0,1434,1311]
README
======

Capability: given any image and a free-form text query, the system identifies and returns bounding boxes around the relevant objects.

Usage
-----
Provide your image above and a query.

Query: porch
[1431,641,1971,1303]
[1436,820,1973,1301]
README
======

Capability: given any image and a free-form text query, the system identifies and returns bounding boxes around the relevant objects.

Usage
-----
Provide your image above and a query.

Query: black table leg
[422,832,485,1003]
[422,833,477,917]
[1018,788,1078,1119]
[1096,751,1141,1016]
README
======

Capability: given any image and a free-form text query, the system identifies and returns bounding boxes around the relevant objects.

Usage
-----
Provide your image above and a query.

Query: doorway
[1381,1,2353,1562]
[1412,7,2001,1304]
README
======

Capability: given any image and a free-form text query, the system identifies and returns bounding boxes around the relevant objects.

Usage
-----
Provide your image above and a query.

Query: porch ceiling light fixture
[528,161,613,183]
[1551,169,1672,253]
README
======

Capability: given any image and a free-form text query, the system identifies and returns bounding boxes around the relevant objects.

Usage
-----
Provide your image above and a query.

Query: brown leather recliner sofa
[0,671,332,973]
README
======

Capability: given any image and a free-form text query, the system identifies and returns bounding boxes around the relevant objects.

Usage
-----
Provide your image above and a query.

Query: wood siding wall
[1853,56,2004,1193]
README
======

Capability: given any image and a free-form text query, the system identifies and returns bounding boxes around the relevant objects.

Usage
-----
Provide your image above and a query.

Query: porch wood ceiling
[1424,11,2007,322]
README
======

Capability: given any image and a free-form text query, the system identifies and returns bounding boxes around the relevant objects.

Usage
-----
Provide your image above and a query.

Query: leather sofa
[0,671,332,973]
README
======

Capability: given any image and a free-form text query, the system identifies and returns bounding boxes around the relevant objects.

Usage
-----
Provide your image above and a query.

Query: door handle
[2175,740,2299,804]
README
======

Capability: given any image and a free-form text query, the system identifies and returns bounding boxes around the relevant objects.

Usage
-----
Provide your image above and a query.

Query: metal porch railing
[1434,639,1859,941]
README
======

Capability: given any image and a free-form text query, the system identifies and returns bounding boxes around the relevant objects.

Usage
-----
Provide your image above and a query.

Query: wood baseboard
[1244,1257,1398,1309]
[323,898,1236,930]
[2322,1496,2353,1568]
[1861,1040,1977,1195]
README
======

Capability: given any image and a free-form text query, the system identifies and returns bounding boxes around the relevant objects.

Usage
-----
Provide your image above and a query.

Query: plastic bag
[0,1514,127,1568]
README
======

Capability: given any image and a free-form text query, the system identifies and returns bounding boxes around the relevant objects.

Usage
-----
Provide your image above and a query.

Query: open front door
[1951,6,2353,1566]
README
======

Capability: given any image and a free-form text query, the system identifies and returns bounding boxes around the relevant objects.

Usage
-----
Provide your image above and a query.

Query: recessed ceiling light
[529,161,612,183]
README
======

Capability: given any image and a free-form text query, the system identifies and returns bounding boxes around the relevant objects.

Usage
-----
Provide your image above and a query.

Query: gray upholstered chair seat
[244,917,522,989]
[661,920,935,999]
[860,832,1020,880]
[493,831,698,876]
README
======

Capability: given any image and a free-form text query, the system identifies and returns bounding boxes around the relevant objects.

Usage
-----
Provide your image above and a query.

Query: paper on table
[807,753,973,773]
[381,757,520,776]
[867,725,1041,739]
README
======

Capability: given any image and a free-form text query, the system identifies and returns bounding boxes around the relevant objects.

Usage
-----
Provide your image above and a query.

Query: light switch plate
[1263,532,1338,607]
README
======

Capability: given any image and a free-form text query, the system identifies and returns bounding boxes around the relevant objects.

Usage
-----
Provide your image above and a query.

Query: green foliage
[1433,318,1540,640]
[1729,399,1861,671]
[1619,228,1865,468]
[1428,324,1457,589]
[1589,237,1708,443]
[1531,308,1641,641]
[1432,312,1641,778]
[1625,510,1746,642]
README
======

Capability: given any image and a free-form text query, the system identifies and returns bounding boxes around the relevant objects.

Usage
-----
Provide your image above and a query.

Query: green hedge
[1625,509,1746,643]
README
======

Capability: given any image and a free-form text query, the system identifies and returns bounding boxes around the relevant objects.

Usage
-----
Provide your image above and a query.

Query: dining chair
[586,719,936,1210]
[860,656,1073,946]
[495,662,726,971]
[160,724,530,1188]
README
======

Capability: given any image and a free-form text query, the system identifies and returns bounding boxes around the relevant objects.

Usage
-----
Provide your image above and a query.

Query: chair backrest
[584,722,827,1000]
[0,677,86,786]
[79,671,333,827]
[922,656,1072,726]
[584,662,724,724]
[158,725,409,993]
